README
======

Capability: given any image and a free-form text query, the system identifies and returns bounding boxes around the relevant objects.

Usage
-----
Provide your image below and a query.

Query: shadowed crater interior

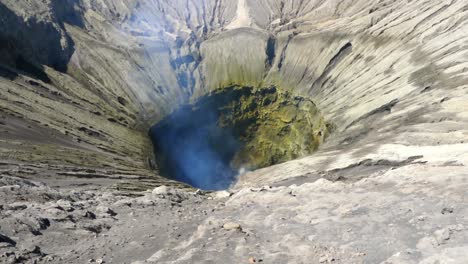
[149,86,330,190]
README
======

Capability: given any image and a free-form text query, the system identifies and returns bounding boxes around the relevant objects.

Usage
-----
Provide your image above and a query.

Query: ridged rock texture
[0,0,467,263]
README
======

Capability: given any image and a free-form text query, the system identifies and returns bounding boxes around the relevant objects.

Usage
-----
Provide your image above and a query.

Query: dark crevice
[15,56,52,83]
[296,0,306,16]
[209,0,220,27]
[277,33,297,70]
[272,156,425,187]
[169,33,202,96]
[324,155,425,183]
[310,42,353,92]
[265,35,277,69]
[345,99,399,129]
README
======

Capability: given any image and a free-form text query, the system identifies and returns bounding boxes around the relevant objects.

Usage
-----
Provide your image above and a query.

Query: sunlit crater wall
[100,0,468,187]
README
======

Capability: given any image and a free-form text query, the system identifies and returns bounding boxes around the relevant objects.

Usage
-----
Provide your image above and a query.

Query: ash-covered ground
[2,159,468,263]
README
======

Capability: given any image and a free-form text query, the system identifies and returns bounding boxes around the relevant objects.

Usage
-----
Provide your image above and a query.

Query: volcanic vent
[150,86,330,190]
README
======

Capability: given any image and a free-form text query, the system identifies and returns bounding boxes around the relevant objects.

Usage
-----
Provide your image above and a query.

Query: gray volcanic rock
[0,0,467,263]
[1,165,468,263]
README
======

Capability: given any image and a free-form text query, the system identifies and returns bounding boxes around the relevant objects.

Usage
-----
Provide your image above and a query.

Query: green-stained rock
[216,87,329,169]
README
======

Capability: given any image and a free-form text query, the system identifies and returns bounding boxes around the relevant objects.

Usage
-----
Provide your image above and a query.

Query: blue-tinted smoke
[149,106,239,190]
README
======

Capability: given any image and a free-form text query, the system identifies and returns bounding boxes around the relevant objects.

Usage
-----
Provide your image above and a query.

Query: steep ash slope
[0,0,467,263]
[0,0,466,188]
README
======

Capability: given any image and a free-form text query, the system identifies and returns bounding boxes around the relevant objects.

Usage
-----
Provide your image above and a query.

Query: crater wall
[0,0,466,189]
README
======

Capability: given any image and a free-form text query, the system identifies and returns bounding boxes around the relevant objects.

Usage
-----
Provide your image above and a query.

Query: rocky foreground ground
[1,160,467,263]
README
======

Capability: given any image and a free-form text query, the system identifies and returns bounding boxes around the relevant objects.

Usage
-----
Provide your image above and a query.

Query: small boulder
[21,245,42,255]
[319,255,335,263]
[212,191,232,199]
[152,186,169,195]
[441,207,454,214]
[33,217,50,230]
[84,211,97,219]
[82,222,111,234]
[434,228,450,245]
[223,222,242,231]
[5,203,27,211]
[96,206,117,217]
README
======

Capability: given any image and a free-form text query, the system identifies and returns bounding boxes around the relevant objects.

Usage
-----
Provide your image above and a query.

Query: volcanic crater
[0,0,467,263]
